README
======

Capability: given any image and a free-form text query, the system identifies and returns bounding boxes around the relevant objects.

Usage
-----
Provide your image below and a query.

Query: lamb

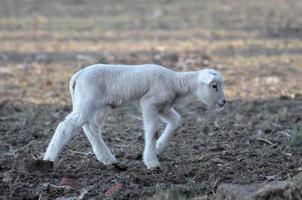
[43,64,225,169]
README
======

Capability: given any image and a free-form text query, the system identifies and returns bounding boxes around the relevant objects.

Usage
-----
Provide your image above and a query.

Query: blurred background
[0,0,301,105]
[0,0,302,199]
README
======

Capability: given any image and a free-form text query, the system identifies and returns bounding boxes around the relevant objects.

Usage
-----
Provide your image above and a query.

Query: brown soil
[1,97,302,199]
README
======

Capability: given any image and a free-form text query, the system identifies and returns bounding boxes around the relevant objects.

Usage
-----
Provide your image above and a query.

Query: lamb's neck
[174,71,198,96]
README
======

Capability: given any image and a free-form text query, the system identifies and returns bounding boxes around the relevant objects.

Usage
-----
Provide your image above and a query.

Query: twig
[71,144,81,150]
[68,150,93,156]
[31,153,37,160]
[43,183,78,191]
[256,137,276,146]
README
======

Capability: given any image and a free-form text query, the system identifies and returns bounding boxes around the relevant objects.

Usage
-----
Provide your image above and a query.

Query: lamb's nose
[222,99,226,104]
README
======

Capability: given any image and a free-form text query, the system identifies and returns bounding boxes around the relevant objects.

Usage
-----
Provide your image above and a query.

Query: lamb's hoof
[145,159,160,170]
[43,155,56,162]
[102,157,117,166]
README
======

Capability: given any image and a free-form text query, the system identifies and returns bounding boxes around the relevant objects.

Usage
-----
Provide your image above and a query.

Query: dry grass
[0,0,301,106]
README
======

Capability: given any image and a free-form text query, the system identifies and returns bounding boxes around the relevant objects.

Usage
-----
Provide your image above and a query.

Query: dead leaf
[59,177,80,189]
[105,182,124,196]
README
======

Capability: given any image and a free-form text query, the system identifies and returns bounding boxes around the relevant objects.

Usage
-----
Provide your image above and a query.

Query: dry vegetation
[0,0,302,199]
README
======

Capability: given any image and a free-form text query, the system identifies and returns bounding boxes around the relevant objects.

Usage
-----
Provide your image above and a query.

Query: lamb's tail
[69,70,83,110]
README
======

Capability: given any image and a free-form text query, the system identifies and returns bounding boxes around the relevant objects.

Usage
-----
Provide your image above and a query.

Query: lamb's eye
[212,85,217,89]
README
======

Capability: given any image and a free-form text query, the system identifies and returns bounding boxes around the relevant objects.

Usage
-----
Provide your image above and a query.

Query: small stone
[59,177,80,189]
[105,182,124,196]
[216,173,302,200]
[216,183,262,200]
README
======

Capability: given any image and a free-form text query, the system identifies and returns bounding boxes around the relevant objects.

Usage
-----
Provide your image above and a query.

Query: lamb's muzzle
[43,64,225,169]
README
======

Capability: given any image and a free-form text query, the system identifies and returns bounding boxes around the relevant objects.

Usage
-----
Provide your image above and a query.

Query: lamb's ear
[198,70,215,85]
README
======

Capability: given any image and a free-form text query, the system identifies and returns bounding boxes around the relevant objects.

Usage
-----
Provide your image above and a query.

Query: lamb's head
[196,69,225,109]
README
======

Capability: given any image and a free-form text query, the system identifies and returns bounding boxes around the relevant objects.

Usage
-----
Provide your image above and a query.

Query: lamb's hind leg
[141,101,160,169]
[44,111,89,161]
[82,107,117,165]
[156,108,182,155]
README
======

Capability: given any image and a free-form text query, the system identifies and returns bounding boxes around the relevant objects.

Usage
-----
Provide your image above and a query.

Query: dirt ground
[0,0,302,199]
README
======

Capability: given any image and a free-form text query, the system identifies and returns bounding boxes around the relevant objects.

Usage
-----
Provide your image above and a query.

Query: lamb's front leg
[156,108,182,155]
[141,102,160,169]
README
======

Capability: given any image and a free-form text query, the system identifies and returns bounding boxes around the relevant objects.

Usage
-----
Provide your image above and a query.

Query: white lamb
[44,64,225,169]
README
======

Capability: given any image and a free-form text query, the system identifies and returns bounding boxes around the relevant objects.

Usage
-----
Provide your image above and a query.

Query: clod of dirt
[216,183,267,200]
[39,183,80,199]
[59,177,80,189]
[216,172,302,200]
[105,182,124,197]
[24,159,53,173]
